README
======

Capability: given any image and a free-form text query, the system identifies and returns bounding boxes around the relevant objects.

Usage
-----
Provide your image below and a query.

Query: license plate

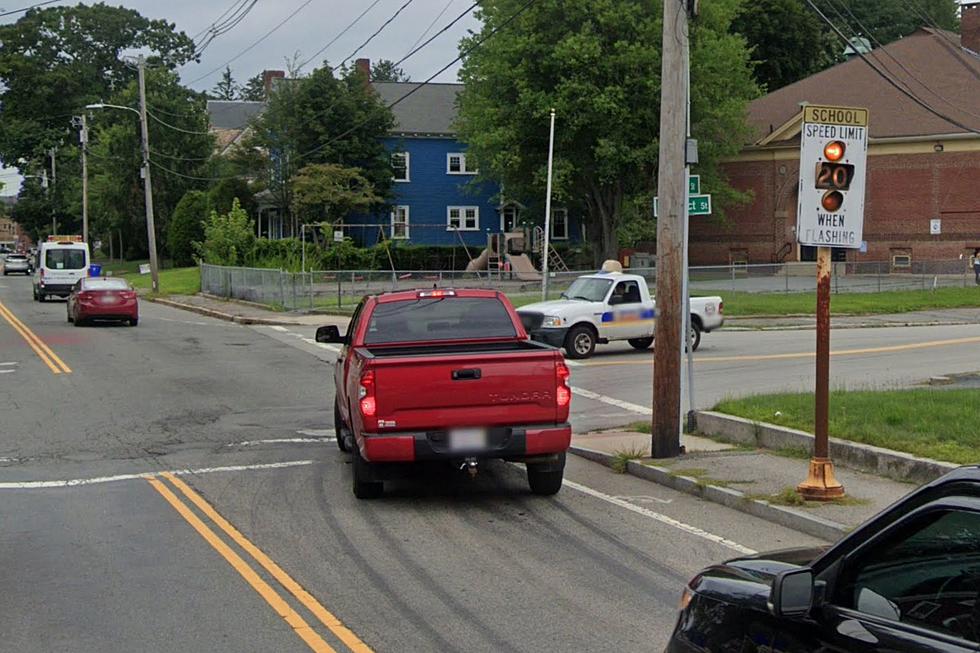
[100,295,119,304]
[448,428,487,452]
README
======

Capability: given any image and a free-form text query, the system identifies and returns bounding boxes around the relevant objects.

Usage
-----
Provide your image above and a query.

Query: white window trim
[390,205,410,239]
[392,152,410,183]
[446,152,477,175]
[447,206,480,231]
[551,208,569,240]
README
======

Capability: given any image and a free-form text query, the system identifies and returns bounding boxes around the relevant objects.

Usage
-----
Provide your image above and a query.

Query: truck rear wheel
[352,448,383,499]
[688,322,702,352]
[333,402,350,452]
[628,337,654,350]
[527,453,565,495]
[564,325,596,359]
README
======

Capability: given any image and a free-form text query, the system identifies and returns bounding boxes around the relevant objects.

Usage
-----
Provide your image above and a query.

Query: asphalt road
[7,271,971,651]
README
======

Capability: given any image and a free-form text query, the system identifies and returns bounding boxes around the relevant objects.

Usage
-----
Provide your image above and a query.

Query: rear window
[7,254,26,261]
[45,248,86,270]
[364,297,518,345]
[83,278,130,290]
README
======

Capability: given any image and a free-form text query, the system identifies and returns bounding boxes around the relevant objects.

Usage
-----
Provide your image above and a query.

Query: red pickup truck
[316,288,572,499]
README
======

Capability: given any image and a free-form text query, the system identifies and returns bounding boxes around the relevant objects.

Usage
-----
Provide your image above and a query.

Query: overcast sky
[0,0,481,192]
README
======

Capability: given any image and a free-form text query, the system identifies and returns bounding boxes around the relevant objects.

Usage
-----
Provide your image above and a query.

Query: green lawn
[94,260,200,296]
[714,389,980,464]
[701,286,980,317]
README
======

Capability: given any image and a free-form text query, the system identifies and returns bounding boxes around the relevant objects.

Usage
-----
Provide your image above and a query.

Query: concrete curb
[145,296,310,326]
[569,445,849,541]
[724,319,976,332]
[694,411,958,485]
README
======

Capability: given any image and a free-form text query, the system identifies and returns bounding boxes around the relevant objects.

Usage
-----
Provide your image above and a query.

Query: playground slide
[506,253,541,281]
[465,247,491,272]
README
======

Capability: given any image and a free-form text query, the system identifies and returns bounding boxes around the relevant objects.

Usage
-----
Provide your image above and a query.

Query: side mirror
[315,325,345,344]
[769,568,814,617]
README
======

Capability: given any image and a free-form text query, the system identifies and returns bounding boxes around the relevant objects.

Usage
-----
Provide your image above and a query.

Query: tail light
[121,291,137,300]
[359,370,377,417]
[78,291,94,301]
[718,301,724,314]
[556,361,571,408]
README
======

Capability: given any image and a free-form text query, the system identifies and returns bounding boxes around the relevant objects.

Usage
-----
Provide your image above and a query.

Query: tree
[836,0,959,46]
[457,0,759,264]
[239,64,394,235]
[208,177,256,217]
[211,66,240,100]
[732,0,838,92]
[371,59,410,82]
[240,73,267,101]
[195,198,255,266]
[168,190,209,266]
[292,163,381,223]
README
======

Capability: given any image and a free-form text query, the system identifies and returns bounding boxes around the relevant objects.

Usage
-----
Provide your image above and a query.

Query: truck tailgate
[367,349,561,431]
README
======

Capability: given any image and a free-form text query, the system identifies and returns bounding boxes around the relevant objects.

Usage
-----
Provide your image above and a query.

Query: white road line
[300,337,340,352]
[0,369,15,374]
[564,360,583,367]
[0,460,317,490]
[0,361,18,366]
[296,429,334,437]
[564,479,756,555]
[155,317,216,327]
[269,325,289,332]
[571,386,652,415]
[226,437,336,447]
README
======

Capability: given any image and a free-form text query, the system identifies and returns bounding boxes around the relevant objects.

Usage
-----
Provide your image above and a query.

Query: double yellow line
[147,473,373,653]
[0,299,71,374]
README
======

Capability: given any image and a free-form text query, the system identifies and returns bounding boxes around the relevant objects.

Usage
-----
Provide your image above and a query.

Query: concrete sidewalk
[571,430,914,540]
[727,307,980,330]
[147,294,349,327]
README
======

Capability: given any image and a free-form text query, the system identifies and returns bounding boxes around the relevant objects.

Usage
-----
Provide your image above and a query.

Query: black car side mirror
[315,325,345,344]
[769,568,814,617]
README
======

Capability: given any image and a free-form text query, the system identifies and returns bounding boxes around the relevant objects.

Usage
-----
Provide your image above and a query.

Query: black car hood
[692,546,830,611]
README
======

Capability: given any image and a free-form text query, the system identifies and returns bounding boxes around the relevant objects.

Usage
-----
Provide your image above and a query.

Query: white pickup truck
[517,272,724,359]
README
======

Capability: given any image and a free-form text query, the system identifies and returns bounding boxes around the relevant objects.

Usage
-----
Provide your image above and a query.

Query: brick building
[691,16,980,266]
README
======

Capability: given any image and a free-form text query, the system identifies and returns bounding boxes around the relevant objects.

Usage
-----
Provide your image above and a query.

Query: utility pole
[651,0,690,458]
[541,108,556,301]
[77,114,89,244]
[137,55,160,293]
[49,147,57,235]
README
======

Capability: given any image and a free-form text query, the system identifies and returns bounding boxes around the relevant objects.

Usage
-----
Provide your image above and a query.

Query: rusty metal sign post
[795,105,869,500]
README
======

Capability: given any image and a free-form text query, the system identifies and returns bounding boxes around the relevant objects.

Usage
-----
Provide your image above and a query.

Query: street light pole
[137,55,160,293]
[541,108,556,301]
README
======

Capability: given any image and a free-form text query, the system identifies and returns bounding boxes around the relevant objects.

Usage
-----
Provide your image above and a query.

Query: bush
[168,190,209,266]
[195,198,255,266]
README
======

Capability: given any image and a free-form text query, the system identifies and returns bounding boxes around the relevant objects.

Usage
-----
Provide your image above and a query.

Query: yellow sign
[803,105,869,127]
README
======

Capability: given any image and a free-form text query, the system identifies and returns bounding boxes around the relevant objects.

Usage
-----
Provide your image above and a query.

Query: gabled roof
[748,28,980,144]
[370,82,461,137]
[206,100,266,130]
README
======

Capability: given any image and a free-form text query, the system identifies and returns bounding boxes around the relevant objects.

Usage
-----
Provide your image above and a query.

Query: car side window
[835,508,980,643]
[346,301,366,344]
[611,281,642,304]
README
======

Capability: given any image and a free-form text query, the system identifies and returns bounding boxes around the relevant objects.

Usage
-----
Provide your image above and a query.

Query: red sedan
[67,277,139,326]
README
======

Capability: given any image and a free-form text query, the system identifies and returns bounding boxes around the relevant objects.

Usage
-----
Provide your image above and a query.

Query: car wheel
[351,447,383,499]
[687,322,702,352]
[527,453,565,495]
[67,310,73,323]
[129,318,139,327]
[38,293,45,302]
[628,337,654,351]
[73,316,85,327]
[334,402,350,452]
[564,324,596,360]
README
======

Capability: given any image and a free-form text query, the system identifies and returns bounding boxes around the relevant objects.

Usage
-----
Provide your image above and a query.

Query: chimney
[261,69,285,97]
[963,2,980,53]
[355,58,371,82]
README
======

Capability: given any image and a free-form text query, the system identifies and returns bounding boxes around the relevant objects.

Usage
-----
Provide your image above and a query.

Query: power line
[802,0,980,135]
[299,0,538,162]
[146,109,212,135]
[191,0,250,41]
[332,0,417,72]
[406,0,457,55]
[193,0,260,59]
[150,149,214,162]
[147,158,241,181]
[0,0,60,18]
[901,0,980,65]
[297,0,385,72]
[185,0,316,86]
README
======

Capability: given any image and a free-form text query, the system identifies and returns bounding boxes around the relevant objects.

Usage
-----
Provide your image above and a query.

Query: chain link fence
[200,259,976,312]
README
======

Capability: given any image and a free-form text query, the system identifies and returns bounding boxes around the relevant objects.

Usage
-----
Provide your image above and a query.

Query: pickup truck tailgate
[367,349,561,431]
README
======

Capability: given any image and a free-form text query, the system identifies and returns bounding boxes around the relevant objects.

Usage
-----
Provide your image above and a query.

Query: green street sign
[689,175,700,194]
[653,193,712,217]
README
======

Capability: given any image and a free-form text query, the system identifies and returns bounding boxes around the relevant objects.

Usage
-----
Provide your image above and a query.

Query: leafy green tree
[208,177,256,218]
[371,59,410,82]
[240,73,267,101]
[211,66,240,100]
[195,198,255,266]
[167,190,209,266]
[292,163,382,223]
[732,0,838,92]
[836,0,959,46]
[457,0,759,264]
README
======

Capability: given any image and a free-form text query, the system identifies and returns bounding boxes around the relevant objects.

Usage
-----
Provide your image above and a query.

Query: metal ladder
[531,227,569,272]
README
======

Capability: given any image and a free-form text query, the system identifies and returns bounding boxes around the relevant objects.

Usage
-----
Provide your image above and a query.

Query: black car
[666,466,980,653]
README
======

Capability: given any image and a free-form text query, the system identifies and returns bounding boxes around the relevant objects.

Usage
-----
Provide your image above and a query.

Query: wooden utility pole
[651,0,689,458]
[80,114,89,244]
[137,55,160,293]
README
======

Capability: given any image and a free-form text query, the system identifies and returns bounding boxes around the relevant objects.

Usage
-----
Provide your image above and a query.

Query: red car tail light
[359,370,377,417]
[121,291,137,300]
[78,291,94,301]
[556,361,571,408]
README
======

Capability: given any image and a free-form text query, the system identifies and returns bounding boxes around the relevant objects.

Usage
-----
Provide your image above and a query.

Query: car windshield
[45,248,86,270]
[7,254,26,260]
[562,277,613,302]
[364,297,517,344]
[83,278,130,290]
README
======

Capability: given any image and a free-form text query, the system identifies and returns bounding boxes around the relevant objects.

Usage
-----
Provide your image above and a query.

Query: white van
[33,239,91,301]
